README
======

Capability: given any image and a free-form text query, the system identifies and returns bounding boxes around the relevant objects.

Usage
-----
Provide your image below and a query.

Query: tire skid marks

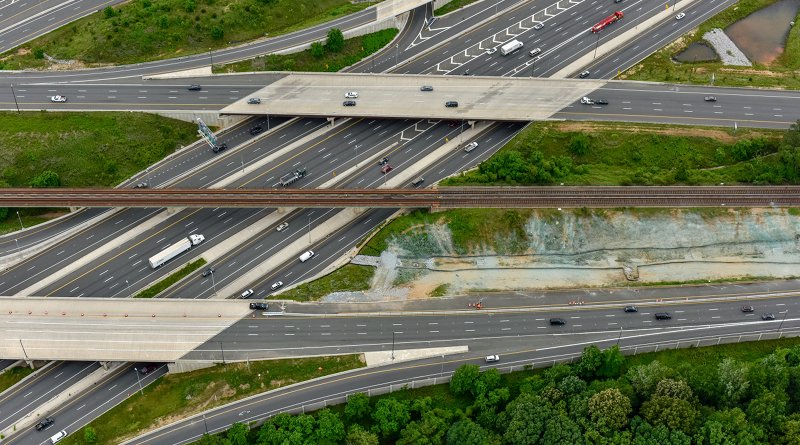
[433,0,585,74]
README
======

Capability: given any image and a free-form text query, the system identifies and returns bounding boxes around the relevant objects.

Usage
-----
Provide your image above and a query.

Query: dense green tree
[559,375,587,395]
[450,364,481,397]
[258,413,316,445]
[576,345,603,379]
[640,395,699,433]
[653,379,694,401]
[696,408,765,445]
[630,416,691,445]
[473,387,510,429]
[717,358,750,408]
[598,345,626,379]
[627,360,674,399]
[371,398,410,438]
[543,363,574,385]
[746,391,786,433]
[397,408,452,445]
[345,393,370,421]
[326,28,344,52]
[474,368,502,397]
[503,393,553,444]
[748,353,789,396]
[542,414,583,444]
[30,170,60,187]
[784,119,800,148]
[345,424,378,445]
[197,434,223,445]
[316,409,345,444]
[588,388,632,433]
[226,422,248,445]
[310,42,325,58]
[780,414,800,445]
[446,419,490,445]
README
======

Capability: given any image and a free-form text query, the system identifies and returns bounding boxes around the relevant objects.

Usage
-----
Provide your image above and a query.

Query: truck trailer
[279,168,307,187]
[591,11,623,33]
[500,39,524,56]
[148,234,205,268]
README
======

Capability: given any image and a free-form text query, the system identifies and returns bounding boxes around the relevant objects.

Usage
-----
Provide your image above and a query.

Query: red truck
[591,11,624,33]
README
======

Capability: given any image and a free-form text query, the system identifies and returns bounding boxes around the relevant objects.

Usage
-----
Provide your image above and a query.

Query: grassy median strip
[59,355,364,445]
[217,28,398,74]
[622,0,800,89]
[0,366,33,394]
[0,0,382,68]
[135,259,207,298]
[276,264,374,302]
[435,0,481,16]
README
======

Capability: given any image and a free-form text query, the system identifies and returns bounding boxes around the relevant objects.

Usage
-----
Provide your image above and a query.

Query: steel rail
[3,186,800,208]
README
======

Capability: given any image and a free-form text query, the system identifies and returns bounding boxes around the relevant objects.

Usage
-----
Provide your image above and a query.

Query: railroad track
[4,186,800,208]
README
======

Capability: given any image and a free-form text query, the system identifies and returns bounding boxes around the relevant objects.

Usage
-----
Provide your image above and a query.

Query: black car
[343,100,357,106]
[138,364,158,375]
[249,302,268,310]
[594,99,609,105]
[578,70,591,78]
[654,312,672,320]
[35,418,54,431]
[445,101,459,108]
[762,313,776,320]
[549,318,566,325]
[201,268,214,277]
[249,126,263,136]
[378,157,389,166]
[187,84,202,91]
[212,143,227,153]
[624,305,638,313]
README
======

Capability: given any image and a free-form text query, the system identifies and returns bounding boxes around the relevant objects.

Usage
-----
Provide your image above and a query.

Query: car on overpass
[344,91,359,99]
[247,97,261,104]
[420,85,434,92]
[250,302,268,310]
[445,101,459,108]
[50,95,67,102]
[343,100,356,106]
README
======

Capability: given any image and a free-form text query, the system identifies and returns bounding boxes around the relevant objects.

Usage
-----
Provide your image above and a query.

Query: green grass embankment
[135,259,207,298]
[277,264,374,302]
[0,0,382,68]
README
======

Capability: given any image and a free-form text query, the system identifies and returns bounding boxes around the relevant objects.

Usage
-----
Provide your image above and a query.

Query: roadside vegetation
[0,0,381,68]
[61,355,363,445]
[217,28,398,73]
[135,258,207,298]
[186,337,800,444]
[276,264,374,302]
[622,0,800,89]
[434,0,481,16]
[0,112,198,234]
[0,366,33,393]
[443,121,800,186]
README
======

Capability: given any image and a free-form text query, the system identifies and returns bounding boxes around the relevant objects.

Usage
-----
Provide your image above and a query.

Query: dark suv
[549,318,566,325]
[249,126,264,136]
[654,312,672,320]
[35,418,54,431]
[249,302,268,310]
[445,101,459,108]
[212,143,228,153]
[201,268,214,277]
[138,364,158,375]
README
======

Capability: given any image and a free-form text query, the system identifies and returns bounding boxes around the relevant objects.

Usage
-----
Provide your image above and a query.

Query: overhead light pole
[10,83,20,113]
[133,368,144,395]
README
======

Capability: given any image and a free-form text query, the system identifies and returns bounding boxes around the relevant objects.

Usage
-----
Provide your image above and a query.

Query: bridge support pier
[327,117,336,127]
[100,361,111,370]
[467,120,476,129]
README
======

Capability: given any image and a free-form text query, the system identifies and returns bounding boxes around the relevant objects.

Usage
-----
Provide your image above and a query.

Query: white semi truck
[500,39,523,56]
[148,234,205,268]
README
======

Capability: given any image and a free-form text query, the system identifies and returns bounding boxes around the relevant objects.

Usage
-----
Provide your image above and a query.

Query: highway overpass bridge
[222,73,606,121]
[2,187,800,208]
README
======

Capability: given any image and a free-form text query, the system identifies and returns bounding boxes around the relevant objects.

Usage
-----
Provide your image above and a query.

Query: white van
[51,430,67,444]
[299,251,315,262]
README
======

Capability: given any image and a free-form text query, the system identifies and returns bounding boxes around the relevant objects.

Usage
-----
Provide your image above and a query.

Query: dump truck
[591,11,623,33]
[279,168,307,186]
[148,234,205,268]
[500,39,524,56]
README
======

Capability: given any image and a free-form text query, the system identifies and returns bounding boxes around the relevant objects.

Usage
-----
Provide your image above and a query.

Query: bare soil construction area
[343,208,800,301]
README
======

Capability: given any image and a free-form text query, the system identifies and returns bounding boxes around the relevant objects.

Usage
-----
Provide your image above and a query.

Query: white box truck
[148,234,205,268]
[500,39,523,56]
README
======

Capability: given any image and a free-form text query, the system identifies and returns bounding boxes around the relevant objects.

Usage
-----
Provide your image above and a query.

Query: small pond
[675,42,718,63]
[725,0,800,65]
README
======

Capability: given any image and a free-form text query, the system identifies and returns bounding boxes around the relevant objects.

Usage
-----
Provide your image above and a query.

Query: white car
[464,141,478,153]
[344,91,359,99]
[485,355,500,363]
[50,95,67,102]
[533,23,544,30]
[276,222,289,232]
[271,281,283,290]
[580,96,594,105]
[675,12,685,20]
[486,47,497,54]
[240,289,254,299]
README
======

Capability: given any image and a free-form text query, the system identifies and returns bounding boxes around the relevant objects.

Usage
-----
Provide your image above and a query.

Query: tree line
[189,341,800,444]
